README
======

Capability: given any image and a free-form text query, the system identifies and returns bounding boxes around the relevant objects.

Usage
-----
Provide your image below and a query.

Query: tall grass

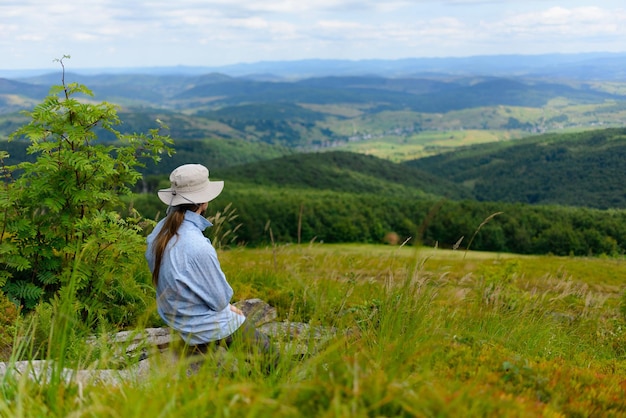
[1,243,625,416]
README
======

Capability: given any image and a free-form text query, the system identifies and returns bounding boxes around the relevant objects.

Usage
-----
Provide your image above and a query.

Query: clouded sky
[2,0,625,70]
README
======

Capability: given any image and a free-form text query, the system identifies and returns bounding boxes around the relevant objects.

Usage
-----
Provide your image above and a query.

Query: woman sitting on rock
[145,164,277,369]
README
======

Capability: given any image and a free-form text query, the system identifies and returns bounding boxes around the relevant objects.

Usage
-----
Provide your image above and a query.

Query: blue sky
[1,0,625,70]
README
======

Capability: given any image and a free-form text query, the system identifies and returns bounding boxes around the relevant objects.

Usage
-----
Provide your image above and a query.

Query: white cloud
[491,6,626,38]
[1,0,626,68]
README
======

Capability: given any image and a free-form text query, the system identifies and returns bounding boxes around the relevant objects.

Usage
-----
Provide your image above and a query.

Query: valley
[2,54,626,164]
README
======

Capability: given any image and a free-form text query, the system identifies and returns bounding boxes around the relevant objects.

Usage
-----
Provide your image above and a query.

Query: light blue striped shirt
[145,210,245,345]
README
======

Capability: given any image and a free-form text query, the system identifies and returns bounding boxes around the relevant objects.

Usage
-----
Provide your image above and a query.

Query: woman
[145,164,276,365]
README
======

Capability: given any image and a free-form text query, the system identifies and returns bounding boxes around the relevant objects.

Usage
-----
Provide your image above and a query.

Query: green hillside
[141,138,292,175]
[405,127,626,209]
[3,69,626,156]
[216,150,472,200]
[5,123,625,211]
[173,75,621,111]
[0,137,293,178]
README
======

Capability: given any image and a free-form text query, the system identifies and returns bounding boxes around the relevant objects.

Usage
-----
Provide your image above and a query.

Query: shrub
[0,57,172,329]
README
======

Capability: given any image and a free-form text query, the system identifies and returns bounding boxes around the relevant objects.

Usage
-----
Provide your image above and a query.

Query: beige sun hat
[157,164,224,206]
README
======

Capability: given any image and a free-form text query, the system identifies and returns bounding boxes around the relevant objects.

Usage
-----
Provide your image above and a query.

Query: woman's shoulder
[179,225,212,248]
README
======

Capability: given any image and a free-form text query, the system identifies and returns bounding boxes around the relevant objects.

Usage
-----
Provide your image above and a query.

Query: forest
[4,122,626,258]
[406,128,626,209]
[127,139,626,257]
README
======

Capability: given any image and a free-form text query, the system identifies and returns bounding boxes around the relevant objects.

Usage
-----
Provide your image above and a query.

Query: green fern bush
[0,57,172,330]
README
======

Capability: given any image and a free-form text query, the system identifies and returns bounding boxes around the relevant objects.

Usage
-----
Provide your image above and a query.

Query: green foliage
[218,150,471,200]
[138,138,292,177]
[118,136,626,257]
[408,127,626,209]
[0,59,172,328]
[131,180,626,257]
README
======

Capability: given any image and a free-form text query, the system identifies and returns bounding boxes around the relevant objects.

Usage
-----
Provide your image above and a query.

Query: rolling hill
[216,150,472,201]
[404,128,626,209]
[4,126,626,210]
[129,146,626,255]
[2,55,626,213]
[4,52,626,79]
[2,53,626,154]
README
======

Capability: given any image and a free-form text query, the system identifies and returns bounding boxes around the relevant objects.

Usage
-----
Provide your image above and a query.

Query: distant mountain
[2,68,625,148]
[0,137,293,178]
[3,52,626,80]
[210,53,626,80]
[0,78,49,114]
[405,127,626,209]
[4,123,626,211]
[4,70,621,113]
[0,78,48,97]
[2,53,626,171]
[214,127,626,210]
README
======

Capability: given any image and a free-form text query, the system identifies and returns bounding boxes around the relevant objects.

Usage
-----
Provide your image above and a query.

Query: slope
[405,127,626,209]
[218,150,472,200]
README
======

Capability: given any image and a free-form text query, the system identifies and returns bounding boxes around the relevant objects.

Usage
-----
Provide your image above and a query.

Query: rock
[0,359,150,387]
[258,322,337,356]
[0,299,337,384]
[234,298,277,326]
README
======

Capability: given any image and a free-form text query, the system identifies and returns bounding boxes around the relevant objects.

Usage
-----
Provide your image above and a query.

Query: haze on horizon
[1,0,626,71]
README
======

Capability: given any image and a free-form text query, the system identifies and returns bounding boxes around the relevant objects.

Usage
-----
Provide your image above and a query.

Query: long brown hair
[152,204,201,285]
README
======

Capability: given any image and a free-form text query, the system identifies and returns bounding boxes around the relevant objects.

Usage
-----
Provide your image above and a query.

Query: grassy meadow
[336,129,518,162]
[322,101,626,162]
[2,243,625,417]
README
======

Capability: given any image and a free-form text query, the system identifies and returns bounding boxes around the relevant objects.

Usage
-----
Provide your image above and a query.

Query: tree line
[132,186,626,257]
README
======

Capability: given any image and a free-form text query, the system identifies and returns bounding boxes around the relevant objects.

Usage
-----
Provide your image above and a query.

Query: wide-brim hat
[157,164,224,206]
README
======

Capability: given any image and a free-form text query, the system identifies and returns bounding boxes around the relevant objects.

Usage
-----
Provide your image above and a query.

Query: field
[2,243,625,417]
[335,129,517,162]
[326,101,626,162]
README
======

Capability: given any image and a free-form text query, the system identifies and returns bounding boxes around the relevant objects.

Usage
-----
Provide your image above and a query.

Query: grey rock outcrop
[0,299,336,385]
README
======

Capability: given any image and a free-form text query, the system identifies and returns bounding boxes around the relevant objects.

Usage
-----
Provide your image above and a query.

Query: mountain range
[1,53,626,211]
[2,52,626,79]
[2,53,626,150]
